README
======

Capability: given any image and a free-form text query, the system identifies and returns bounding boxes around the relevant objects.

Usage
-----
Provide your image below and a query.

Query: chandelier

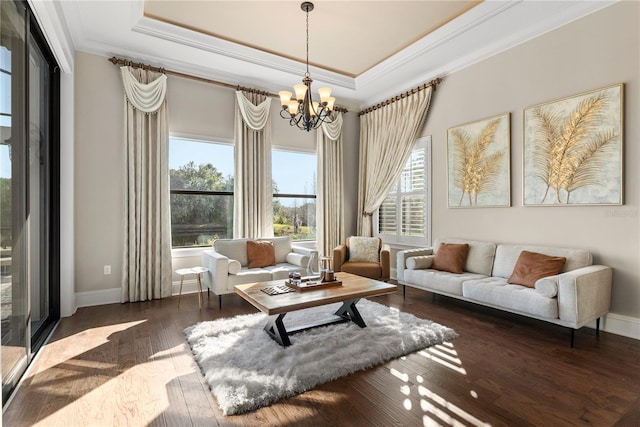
[279,2,335,132]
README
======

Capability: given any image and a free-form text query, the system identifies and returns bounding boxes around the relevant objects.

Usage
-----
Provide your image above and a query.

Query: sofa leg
[570,329,575,348]
[596,318,600,335]
[402,285,406,299]
[218,295,222,310]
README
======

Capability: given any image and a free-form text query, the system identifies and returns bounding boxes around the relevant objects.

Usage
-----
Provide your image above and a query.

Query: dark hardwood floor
[4,285,640,426]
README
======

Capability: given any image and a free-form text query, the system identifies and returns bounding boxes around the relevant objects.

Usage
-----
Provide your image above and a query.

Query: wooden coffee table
[234,272,397,346]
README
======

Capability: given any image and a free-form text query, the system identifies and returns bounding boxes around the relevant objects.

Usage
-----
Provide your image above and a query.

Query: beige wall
[74,51,360,293]
[421,1,639,318]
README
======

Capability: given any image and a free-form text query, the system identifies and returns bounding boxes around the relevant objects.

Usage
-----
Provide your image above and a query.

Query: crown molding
[131,14,356,91]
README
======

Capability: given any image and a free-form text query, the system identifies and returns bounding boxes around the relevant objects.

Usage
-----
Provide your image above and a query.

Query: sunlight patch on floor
[418,342,467,375]
[419,385,492,427]
[389,342,492,427]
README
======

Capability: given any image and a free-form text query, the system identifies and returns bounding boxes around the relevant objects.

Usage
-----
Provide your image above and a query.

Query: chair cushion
[341,262,382,279]
[508,251,566,288]
[348,236,380,263]
[432,243,469,274]
[247,241,276,269]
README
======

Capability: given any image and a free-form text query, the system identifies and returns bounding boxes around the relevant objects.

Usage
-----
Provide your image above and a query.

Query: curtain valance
[120,66,167,113]
[235,91,271,130]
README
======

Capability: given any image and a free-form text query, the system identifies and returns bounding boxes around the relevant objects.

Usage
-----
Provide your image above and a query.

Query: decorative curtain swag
[120,66,167,113]
[321,112,343,141]
[236,91,271,131]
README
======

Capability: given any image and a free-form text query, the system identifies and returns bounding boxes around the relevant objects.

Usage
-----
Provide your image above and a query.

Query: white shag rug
[184,299,457,416]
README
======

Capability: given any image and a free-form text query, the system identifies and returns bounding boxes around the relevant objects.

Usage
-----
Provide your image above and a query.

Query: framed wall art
[523,83,623,206]
[447,113,511,208]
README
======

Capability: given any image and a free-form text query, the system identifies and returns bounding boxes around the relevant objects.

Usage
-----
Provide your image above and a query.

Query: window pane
[169,138,234,247]
[401,195,425,237]
[378,196,397,235]
[272,150,316,195]
[272,150,316,240]
[170,193,233,247]
[169,138,233,191]
[401,148,425,193]
[273,197,316,240]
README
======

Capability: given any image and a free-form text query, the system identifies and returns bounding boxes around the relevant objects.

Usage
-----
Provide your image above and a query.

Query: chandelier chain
[305,7,310,76]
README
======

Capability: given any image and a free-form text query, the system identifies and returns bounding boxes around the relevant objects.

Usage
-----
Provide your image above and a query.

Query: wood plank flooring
[4,286,639,426]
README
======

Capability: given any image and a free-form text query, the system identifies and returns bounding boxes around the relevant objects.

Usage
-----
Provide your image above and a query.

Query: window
[272,149,316,241]
[375,136,431,246]
[169,136,234,248]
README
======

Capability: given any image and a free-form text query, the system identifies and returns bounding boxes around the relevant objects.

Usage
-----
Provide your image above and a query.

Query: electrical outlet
[104,265,111,275]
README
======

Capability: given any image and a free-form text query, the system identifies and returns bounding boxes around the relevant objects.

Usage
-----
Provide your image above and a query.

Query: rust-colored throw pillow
[508,251,566,288]
[246,240,276,269]
[432,243,470,274]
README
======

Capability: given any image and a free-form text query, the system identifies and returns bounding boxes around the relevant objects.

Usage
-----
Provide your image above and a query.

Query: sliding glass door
[1,0,60,403]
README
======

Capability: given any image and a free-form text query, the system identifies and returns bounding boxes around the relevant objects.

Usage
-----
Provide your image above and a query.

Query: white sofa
[202,236,317,307]
[397,238,612,346]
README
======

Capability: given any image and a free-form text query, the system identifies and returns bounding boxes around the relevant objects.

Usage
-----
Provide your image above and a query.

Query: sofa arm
[557,265,612,327]
[396,248,434,284]
[333,244,347,272]
[202,250,231,295]
[380,246,390,280]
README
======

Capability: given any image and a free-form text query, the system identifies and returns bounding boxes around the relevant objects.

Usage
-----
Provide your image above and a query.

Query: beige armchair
[333,236,390,281]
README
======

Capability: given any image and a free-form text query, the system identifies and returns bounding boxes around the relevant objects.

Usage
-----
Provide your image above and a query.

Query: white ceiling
[47,0,616,110]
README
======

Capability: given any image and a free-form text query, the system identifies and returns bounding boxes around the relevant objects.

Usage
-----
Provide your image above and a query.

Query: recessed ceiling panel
[143,0,480,77]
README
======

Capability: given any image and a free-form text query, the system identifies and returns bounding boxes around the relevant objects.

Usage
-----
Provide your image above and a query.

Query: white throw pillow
[535,276,559,298]
[406,255,434,270]
[348,237,380,263]
[228,259,241,275]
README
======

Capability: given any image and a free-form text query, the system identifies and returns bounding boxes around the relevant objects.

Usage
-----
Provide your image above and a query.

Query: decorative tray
[284,279,342,292]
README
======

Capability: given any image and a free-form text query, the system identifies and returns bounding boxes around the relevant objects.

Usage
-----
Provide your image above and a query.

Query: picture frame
[523,83,624,206]
[447,113,511,208]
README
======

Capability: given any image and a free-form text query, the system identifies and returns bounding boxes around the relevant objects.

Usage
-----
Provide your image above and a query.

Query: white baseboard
[76,287,121,307]
[75,281,208,308]
[593,312,640,340]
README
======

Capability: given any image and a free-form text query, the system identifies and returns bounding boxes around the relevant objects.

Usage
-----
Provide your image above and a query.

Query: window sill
[171,247,210,258]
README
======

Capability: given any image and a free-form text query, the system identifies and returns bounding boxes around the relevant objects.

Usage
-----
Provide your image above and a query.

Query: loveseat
[202,236,318,307]
[397,238,612,346]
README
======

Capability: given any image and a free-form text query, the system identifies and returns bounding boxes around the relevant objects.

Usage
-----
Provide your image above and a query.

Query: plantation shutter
[400,148,425,237]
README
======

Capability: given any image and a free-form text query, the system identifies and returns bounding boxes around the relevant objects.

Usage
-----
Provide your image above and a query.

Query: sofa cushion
[433,238,496,276]
[348,237,380,263]
[462,277,558,319]
[228,269,273,287]
[269,237,293,264]
[247,241,276,269]
[493,244,591,279]
[433,243,469,274]
[227,259,241,275]
[508,251,566,288]
[404,269,486,296]
[406,255,434,270]
[214,238,248,266]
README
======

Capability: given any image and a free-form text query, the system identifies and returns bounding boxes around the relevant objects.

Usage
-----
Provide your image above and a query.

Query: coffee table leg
[334,298,366,328]
[264,314,291,347]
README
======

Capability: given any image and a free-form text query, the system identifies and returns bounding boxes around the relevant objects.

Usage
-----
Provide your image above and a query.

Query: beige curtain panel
[120,66,172,303]
[317,113,345,257]
[233,91,274,238]
[357,86,434,236]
